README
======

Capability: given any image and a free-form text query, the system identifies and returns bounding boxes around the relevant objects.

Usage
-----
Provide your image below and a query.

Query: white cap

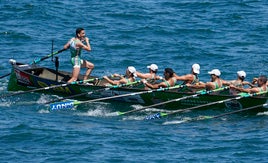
[237,71,246,78]
[128,66,137,77]
[192,63,200,74]
[9,59,16,65]
[147,64,158,71]
[208,69,221,76]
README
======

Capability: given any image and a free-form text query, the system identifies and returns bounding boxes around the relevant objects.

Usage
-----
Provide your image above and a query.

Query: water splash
[257,111,268,116]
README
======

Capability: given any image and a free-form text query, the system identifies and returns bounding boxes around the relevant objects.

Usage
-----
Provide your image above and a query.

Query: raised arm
[78,37,91,51]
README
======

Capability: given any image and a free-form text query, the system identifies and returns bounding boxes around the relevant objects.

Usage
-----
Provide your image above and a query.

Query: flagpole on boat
[49,40,59,81]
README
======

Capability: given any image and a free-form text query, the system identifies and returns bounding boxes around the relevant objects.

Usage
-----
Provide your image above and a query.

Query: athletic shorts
[71,56,84,68]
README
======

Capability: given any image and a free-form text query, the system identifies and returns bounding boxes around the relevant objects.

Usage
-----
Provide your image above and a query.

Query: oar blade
[198,115,214,120]
[117,111,125,116]
[144,112,167,120]
[50,100,76,110]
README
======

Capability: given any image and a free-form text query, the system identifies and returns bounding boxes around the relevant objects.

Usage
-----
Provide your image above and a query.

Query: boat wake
[162,120,188,125]
[130,104,173,113]
[257,111,268,116]
[122,115,147,121]
[0,101,12,107]
[38,109,50,114]
[74,103,113,117]
[37,94,57,104]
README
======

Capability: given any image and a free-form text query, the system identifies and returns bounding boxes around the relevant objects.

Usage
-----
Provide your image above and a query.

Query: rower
[224,71,255,95]
[230,75,267,94]
[103,66,136,86]
[142,68,176,89]
[188,69,227,91]
[173,63,200,85]
[136,64,162,81]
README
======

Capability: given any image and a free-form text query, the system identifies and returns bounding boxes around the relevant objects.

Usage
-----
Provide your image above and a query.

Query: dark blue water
[1,0,268,162]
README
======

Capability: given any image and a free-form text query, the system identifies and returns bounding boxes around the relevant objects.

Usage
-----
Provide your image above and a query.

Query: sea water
[0,0,267,162]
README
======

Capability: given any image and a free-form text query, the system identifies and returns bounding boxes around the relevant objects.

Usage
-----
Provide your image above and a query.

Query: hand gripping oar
[49,84,185,110]
[145,90,268,120]
[0,78,96,98]
[1,49,66,79]
[49,80,142,110]
[118,86,228,116]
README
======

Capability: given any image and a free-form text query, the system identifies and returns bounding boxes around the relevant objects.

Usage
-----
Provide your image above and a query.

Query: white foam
[38,109,50,114]
[37,94,60,104]
[130,104,172,113]
[257,111,268,116]
[163,120,187,125]
[75,104,112,117]
[122,115,145,121]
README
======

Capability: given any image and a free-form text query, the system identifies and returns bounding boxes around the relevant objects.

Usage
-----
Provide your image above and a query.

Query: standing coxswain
[64,27,94,83]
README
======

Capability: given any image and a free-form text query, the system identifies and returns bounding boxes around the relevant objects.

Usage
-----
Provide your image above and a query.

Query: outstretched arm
[187,82,206,89]
[242,81,256,88]
[136,72,149,79]
[174,74,193,81]
[103,76,123,85]
[230,85,259,93]
[143,80,166,89]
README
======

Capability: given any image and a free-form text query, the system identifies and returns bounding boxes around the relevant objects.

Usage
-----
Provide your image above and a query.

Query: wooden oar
[199,103,268,120]
[0,48,66,79]
[45,75,135,104]
[117,86,229,116]
[145,91,268,120]
[0,78,97,98]
[0,73,11,79]
[30,48,66,64]
[176,103,268,123]
[49,84,185,110]
[49,80,142,110]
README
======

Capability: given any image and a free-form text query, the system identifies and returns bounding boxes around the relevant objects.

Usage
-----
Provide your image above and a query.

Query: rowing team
[102,63,267,94]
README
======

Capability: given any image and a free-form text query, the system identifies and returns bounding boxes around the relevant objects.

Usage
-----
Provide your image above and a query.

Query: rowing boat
[7,60,268,112]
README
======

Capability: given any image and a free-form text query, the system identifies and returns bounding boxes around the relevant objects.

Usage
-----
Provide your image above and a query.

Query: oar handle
[31,48,66,64]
